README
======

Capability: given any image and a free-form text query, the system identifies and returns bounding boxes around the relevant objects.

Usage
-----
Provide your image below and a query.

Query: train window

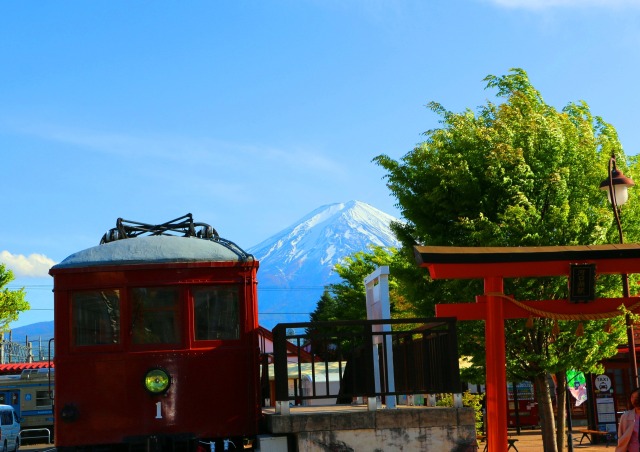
[36,390,52,408]
[131,287,181,344]
[72,290,121,346]
[193,286,240,340]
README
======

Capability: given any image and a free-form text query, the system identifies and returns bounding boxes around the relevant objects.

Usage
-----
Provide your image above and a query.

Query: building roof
[0,362,53,375]
[266,362,347,381]
[257,326,316,363]
[414,244,640,279]
[51,235,253,271]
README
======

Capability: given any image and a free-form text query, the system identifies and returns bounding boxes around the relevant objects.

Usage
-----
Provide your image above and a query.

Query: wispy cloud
[4,119,345,176]
[487,0,640,9]
[237,142,346,175]
[1,251,56,278]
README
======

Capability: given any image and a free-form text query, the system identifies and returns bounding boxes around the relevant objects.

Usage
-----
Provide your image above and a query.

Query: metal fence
[271,317,461,406]
[0,334,53,364]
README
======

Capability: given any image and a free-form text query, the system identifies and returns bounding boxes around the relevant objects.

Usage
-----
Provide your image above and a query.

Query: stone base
[265,406,477,452]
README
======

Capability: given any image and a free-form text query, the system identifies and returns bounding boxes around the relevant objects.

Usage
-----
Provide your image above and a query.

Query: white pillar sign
[364,266,396,409]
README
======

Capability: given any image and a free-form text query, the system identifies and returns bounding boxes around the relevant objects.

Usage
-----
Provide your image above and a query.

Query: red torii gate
[414,244,640,452]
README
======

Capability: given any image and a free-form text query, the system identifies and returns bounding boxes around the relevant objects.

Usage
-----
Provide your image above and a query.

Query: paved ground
[18,436,616,451]
[17,428,619,451]
[484,428,616,451]
[20,444,55,452]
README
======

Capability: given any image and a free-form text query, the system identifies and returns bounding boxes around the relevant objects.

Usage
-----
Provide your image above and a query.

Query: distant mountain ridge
[8,321,54,341]
[11,200,400,337]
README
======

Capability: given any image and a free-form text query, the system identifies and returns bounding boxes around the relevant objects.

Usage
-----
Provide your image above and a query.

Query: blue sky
[3,0,640,328]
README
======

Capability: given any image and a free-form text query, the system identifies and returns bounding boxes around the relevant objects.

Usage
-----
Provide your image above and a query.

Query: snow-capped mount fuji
[249,200,400,329]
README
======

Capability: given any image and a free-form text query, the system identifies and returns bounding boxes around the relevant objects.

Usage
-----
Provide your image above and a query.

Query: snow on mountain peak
[249,200,399,269]
[248,201,401,329]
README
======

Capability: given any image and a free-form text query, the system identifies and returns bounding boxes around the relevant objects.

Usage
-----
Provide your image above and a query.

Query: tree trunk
[555,371,567,451]
[534,373,558,452]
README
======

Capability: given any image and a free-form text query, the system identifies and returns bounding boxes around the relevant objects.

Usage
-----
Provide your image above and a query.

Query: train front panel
[51,231,261,451]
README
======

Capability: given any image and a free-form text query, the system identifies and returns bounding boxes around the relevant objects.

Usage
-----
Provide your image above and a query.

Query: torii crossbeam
[414,244,640,452]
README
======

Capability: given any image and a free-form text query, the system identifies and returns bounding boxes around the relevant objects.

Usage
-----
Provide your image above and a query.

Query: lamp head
[600,157,634,206]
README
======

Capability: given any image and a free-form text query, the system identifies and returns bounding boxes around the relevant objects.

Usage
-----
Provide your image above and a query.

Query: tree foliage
[0,264,30,331]
[370,68,640,451]
[309,245,417,323]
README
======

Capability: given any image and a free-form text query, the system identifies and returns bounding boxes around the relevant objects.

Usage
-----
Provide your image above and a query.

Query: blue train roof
[52,235,253,270]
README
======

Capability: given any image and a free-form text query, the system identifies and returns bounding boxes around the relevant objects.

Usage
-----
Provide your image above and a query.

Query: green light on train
[144,368,171,394]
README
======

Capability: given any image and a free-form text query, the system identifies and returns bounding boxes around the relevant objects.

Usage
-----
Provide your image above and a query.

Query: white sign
[596,397,616,423]
[594,374,612,392]
[364,266,396,409]
[365,266,391,343]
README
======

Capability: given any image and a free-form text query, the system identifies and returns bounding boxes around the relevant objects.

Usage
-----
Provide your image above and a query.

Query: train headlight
[144,367,171,394]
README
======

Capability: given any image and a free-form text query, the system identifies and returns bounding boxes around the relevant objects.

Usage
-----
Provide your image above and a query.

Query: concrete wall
[265,406,477,452]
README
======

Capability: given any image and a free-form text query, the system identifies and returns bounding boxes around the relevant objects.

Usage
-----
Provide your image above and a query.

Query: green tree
[310,245,416,322]
[373,68,638,451]
[309,290,339,323]
[0,264,30,331]
[308,246,419,361]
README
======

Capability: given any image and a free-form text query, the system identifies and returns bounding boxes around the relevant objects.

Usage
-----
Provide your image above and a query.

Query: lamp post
[599,153,638,389]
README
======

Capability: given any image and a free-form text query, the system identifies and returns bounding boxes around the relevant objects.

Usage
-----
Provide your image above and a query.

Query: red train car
[49,215,261,451]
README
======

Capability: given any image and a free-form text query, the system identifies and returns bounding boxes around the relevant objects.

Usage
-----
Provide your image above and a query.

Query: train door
[0,390,20,419]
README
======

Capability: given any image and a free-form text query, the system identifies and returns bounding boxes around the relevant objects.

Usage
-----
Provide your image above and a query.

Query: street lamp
[599,152,638,389]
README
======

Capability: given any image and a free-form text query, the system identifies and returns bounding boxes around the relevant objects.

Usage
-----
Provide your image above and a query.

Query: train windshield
[73,290,121,346]
[193,286,239,340]
[70,284,242,348]
[131,287,181,345]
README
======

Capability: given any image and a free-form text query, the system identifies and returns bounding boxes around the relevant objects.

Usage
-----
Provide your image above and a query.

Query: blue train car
[0,368,54,437]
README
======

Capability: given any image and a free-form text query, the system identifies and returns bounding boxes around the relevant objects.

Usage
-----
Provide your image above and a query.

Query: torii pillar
[414,244,640,452]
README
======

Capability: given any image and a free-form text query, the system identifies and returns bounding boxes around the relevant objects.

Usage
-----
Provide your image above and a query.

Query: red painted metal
[415,244,640,279]
[415,244,640,452]
[436,297,640,320]
[51,258,261,449]
[484,277,508,452]
[0,362,53,375]
[421,259,640,279]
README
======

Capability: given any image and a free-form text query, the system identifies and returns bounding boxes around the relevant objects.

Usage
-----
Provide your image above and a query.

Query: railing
[271,318,461,412]
[0,333,54,364]
[19,427,52,444]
